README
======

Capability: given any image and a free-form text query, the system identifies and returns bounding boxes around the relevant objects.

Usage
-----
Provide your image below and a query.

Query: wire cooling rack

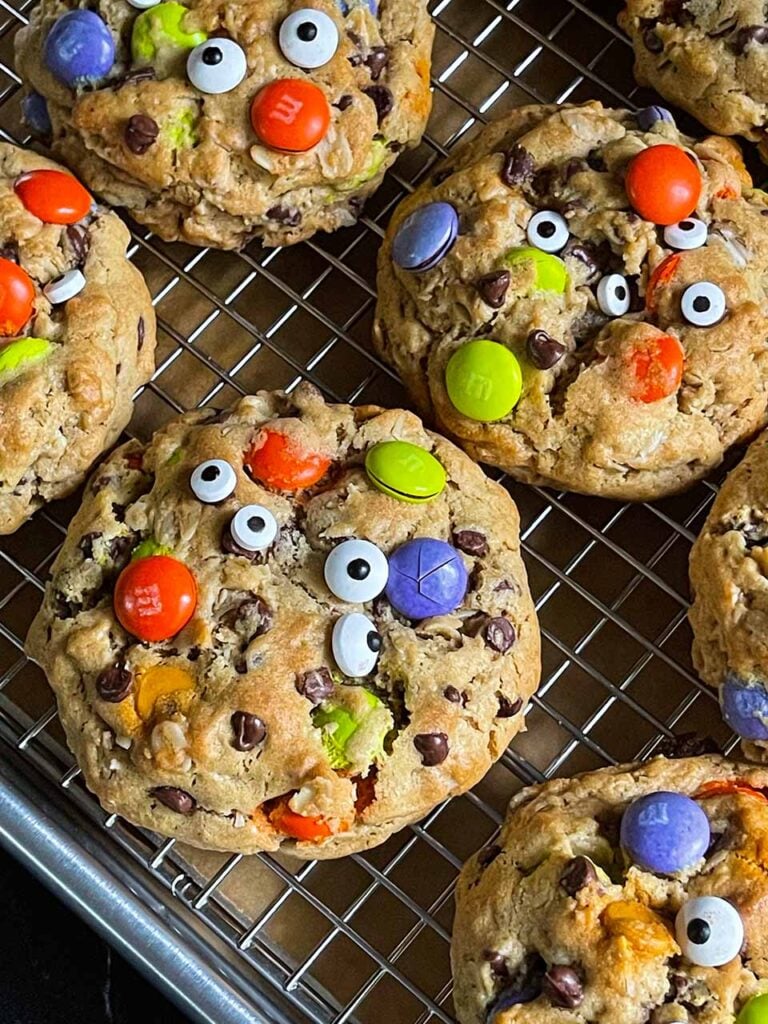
[0,1,747,1022]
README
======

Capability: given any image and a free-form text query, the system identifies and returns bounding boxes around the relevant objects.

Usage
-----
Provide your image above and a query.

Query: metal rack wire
[0,1,745,1022]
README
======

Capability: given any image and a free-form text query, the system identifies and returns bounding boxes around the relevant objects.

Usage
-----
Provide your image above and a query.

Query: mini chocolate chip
[484,617,516,653]
[124,114,159,155]
[453,529,488,557]
[586,150,606,172]
[365,45,389,80]
[187,646,201,661]
[444,685,462,703]
[152,786,196,815]
[560,855,598,895]
[733,24,768,53]
[501,145,535,187]
[231,711,267,751]
[527,330,566,370]
[65,224,90,266]
[79,531,100,559]
[96,665,132,702]
[109,535,134,565]
[643,27,664,52]
[483,951,509,981]
[112,502,127,523]
[297,667,334,705]
[363,85,393,124]
[476,270,510,308]
[414,732,449,766]
[478,843,502,869]
[335,94,353,111]
[266,204,302,227]
[657,732,720,759]
[432,168,453,186]
[562,238,605,283]
[496,694,522,718]
[543,966,583,1008]
[114,65,156,89]
[137,316,145,350]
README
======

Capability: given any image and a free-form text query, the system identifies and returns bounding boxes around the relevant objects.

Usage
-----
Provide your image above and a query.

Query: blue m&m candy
[21,92,51,138]
[636,106,675,132]
[721,674,768,741]
[392,202,458,272]
[620,791,710,875]
[385,538,468,620]
[44,10,116,88]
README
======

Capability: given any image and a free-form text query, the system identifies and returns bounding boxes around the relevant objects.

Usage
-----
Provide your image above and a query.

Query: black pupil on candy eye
[693,296,710,313]
[615,285,627,301]
[687,919,711,945]
[348,558,370,580]
[681,221,694,231]
[247,516,265,533]
[297,21,318,41]
[202,47,223,65]
[538,221,556,238]
[202,465,220,481]
[367,631,382,652]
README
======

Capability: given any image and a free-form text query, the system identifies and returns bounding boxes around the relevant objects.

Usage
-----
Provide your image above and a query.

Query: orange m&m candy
[15,169,91,225]
[645,252,682,314]
[244,429,331,491]
[250,78,330,152]
[627,332,684,403]
[0,258,34,336]
[114,554,197,643]
[625,145,702,225]
[268,798,333,842]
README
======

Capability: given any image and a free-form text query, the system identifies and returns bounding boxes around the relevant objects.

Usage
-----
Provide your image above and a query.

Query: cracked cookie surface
[26,384,540,857]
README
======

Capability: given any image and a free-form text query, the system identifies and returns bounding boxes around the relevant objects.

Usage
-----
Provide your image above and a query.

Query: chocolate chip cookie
[453,754,768,1024]
[374,101,768,500]
[689,430,768,762]
[620,1,768,153]
[0,143,155,534]
[25,384,540,857]
[15,0,433,249]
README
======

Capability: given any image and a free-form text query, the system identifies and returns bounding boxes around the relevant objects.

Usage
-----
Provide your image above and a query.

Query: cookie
[453,754,768,1024]
[373,101,768,500]
[25,384,540,857]
[0,143,155,534]
[689,430,768,763]
[15,0,433,249]
[620,1,768,152]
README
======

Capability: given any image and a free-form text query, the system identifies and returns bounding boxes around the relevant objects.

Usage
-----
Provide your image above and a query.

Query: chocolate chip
[363,85,393,124]
[112,502,127,523]
[187,646,201,661]
[296,667,334,705]
[483,951,509,981]
[543,965,583,1008]
[562,238,605,283]
[96,664,132,703]
[335,94,353,111]
[266,204,302,227]
[230,711,267,751]
[476,270,510,309]
[657,732,720,759]
[484,617,516,653]
[663,0,693,24]
[560,855,598,895]
[453,530,488,557]
[79,531,100,559]
[586,149,606,172]
[733,25,768,53]
[109,535,134,565]
[114,65,157,89]
[496,694,522,718]
[365,46,389,80]
[490,954,546,1012]
[478,843,501,869]
[124,114,158,155]
[527,330,566,370]
[223,597,272,639]
[643,27,664,52]
[53,592,81,619]
[151,786,196,815]
[65,224,90,267]
[137,316,145,351]
[221,525,262,560]
[414,732,449,766]
[501,145,535,187]
[444,685,462,703]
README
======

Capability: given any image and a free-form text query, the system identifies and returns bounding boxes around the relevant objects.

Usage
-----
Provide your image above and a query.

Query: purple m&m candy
[636,105,675,132]
[620,791,710,875]
[44,10,116,88]
[21,92,51,138]
[392,202,459,272]
[721,674,768,741]
[385,538,468,619]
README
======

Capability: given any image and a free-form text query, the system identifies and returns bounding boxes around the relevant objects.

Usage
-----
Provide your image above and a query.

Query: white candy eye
[230,504,278,551]
[681,281,726,327]
[44,269,85,304]
[127,0,159,7]
[664,218,707,250]
[187,39,247,94]
[675,896,744,967]
[190,459,237,503]
[324,539,388,603]
[596,273,631,316]
[279,9,339,68]
[526,210,569,253]
[332,612,382,677]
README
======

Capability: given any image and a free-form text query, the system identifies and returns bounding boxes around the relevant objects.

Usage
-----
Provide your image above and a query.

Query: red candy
[625,145,702,225]
[15,169,91,225]
[627,333,684,403]
[244,429,330,491]
[114,554,197,642]
[250,79,330,152]
[0,258,34,336]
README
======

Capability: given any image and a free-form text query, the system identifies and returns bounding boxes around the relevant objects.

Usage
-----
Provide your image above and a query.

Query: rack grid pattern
[0,2,745,1022]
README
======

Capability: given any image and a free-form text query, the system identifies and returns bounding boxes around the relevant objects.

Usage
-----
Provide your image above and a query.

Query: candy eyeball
[190,459,237,503]
[332,612,382,677]
[664,218,707,251]
[596,273,631,317]
[44,269,86,305]
[675,896,744,967]
[187,39,247,94]
[127,0,161,7]
[526,210,569,254]
[229,504,278,552]
[324,539,389,603]
[279,9,339,69]
[681,281,726,327]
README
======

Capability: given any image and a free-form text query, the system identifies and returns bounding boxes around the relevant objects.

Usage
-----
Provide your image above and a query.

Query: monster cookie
[374,101,768,500]
[453,755,768,1024]
[689,430,768,762]
[620,1,768,151]
[26,384,540,857]
[0,143,155,533]
[15,0,433,249]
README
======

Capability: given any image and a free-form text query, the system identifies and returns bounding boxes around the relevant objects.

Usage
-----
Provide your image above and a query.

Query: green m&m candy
[313,690,392,771]
[365,440,446,504]
[0,337,54,379]
[738,995,768,1024]
[445,339,522,422]
[505,246,568,294]
[131,2,207,63]
[131,537,173,561]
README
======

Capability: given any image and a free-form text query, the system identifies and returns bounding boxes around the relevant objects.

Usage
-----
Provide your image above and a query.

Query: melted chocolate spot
[484,617,516,653]
[230,711,267,751]
[476,270,510,309]
[296,667,334,705]
[413,732,449,766]
[453,529,488,557]
[96,664,132,702]
[527,330,566,370]
[151,786,196,815]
